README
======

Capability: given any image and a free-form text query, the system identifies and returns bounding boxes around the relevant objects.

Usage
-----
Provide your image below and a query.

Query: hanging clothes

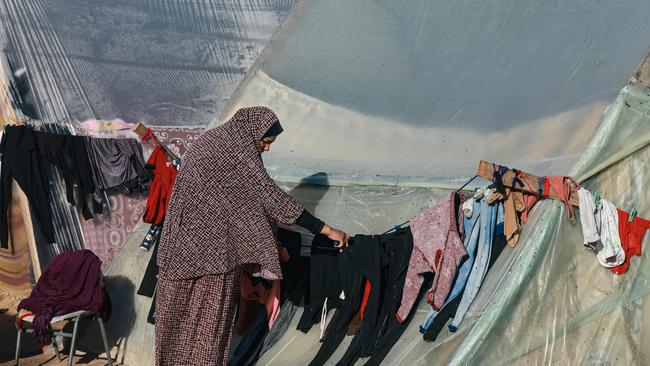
[230,234,309,365]
[86,136,149,216]
[596,199,625,268]
[420,198,483,332]
[490,166,539,247]
[423,232,507,341]
[238,271,281,331]
[140,223,163,252]
[308,239,369,366]
[143,146,177,225]
[228,304,269,366]
[611,209,650,275]
[358,228,418,366]
[578,187,601,251]
[297,235,343,333]
[545,176,579,222]
[309,228,415,366]
[34,132,96,220]
[259,234,310,357]
[501,188,527,247]
[0,125,55,248]
[396,192,466,321]
[137,237,161,298]
[337,228,413,365]
[448,195,499,332]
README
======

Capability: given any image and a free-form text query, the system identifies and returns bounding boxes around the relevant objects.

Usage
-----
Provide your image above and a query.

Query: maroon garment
[18,250,104,344]
[157,107,304,281]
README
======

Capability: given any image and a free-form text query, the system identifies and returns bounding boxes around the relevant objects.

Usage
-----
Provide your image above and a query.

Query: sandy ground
[0,291,112,366]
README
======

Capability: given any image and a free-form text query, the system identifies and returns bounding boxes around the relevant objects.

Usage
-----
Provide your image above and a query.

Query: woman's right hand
[321,224,350,250]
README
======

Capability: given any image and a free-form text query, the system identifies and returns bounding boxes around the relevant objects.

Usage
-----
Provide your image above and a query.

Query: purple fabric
[18,249,104,344]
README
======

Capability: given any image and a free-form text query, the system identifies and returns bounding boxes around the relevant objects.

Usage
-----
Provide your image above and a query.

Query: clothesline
[0,124,150,250]
[381,174,482,235]
[477,160,580,206]
[132,122,179,162]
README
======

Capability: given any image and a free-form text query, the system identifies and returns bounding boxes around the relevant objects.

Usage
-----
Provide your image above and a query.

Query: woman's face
[259,136,277,153]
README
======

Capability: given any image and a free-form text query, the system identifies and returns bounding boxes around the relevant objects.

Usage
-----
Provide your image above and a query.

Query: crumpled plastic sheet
[0,0,295,126]
[256,82,650,365]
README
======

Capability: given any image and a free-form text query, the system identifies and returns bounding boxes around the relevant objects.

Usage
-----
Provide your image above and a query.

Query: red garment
[611,210,650,275]
[238,271,281,332]
[545,176,579,222]
[143,147,177,224]
[237,243,290,332]
[359,281,372,320]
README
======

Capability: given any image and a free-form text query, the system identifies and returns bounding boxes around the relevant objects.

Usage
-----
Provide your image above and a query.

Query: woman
[155,106,348,365]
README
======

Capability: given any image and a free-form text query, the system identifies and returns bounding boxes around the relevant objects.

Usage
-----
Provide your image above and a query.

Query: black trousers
[337,228,415,366]
[297,235,343,333]
[34,131,95,220]
[0,125,55,248]
[310,228,415,366]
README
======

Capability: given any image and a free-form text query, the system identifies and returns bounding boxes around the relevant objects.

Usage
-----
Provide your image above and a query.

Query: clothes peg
[593,191,601,207]
[628,208,637,222]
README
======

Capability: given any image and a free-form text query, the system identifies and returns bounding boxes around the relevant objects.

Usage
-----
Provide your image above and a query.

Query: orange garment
[489,166,538,247]
[143,147,177,224]
[503,188,526,247]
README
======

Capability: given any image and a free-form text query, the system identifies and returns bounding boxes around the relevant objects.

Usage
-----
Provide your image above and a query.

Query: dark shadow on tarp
[70,275,136,364]
[7,58,40,120]
[288,172,330,214]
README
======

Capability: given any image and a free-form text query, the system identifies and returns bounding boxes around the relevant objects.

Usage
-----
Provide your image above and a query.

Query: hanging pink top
[396,193,466,322]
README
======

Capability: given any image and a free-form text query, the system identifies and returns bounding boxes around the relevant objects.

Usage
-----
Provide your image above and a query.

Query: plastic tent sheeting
[214,0,650,187]
[253,79,650,366]
[212,0,650,364]
[0,0,295,125]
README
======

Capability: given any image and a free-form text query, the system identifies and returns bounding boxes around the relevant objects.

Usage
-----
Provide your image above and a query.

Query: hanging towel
[597,199,625,268]
[578,188,601,251]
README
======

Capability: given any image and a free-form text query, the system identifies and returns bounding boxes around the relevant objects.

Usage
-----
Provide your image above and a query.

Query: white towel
[578,188,601,246]
[597,199,625,268]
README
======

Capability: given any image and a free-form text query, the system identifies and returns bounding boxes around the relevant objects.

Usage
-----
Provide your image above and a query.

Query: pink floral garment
[396,193,466,322]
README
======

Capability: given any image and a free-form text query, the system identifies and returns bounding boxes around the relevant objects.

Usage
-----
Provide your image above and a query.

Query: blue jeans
[419,198,483,333]
[448,197,499,332]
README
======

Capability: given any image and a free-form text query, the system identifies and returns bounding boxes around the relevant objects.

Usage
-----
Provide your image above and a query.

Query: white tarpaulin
[214,0,650,187]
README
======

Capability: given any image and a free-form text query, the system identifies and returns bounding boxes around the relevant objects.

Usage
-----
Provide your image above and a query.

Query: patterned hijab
[157,107,304,280]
